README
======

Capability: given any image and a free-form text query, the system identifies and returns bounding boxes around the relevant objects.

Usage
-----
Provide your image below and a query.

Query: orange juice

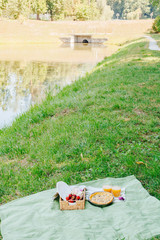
[112,186,121,197]
[103,185,112,193]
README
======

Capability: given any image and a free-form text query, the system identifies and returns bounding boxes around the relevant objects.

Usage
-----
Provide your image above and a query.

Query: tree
[97,0,114,20]
[75,1,100,20]
[63,0,75,18]
[122,0,150,19]
[46,0,54,20]
[46,0,65,20]
[31,0,46,20]
[4,0,30,19]
[0,0,8,17]
[106,0,154,19]
[126,8,142,19]
[106,0,125,19]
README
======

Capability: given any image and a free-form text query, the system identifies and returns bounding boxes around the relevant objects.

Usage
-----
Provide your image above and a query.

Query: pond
[0,43,117,129]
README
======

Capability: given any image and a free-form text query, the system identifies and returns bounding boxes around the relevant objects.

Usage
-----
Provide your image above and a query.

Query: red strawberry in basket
[66,196,70,201]
[68,194,72,199]
[76,196,80,200]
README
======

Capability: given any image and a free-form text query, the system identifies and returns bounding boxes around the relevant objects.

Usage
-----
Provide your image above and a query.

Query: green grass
[0,37,160,239]
[0,38,160,206]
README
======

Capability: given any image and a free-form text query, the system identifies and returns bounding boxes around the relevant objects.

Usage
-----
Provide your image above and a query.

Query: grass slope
[0,38,160,208]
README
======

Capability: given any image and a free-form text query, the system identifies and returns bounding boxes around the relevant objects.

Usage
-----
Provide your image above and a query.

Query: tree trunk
[50,11,53,21]
[37,13,40,20]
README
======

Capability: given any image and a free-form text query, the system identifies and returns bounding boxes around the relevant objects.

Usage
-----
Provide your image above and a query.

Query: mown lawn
[0,38,160,211]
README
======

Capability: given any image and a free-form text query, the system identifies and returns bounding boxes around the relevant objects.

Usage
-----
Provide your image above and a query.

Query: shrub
[152,16,160,33]
[75,3,99,21]
[127,8,142,20]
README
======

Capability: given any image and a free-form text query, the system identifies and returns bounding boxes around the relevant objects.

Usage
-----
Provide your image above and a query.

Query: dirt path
[145,35,160,51]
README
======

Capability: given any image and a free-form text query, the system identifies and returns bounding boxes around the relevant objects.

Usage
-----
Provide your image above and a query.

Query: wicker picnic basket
[60,189,86,210]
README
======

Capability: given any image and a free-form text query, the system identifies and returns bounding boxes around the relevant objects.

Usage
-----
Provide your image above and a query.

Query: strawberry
[66,196,70,201]
[68,194,72,199]
[76,196,80,200]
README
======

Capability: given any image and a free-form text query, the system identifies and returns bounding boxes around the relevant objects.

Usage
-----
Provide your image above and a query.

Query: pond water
[0,43,117,129]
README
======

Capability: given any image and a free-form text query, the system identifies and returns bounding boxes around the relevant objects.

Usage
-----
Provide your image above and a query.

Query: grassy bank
[0,38,160,208]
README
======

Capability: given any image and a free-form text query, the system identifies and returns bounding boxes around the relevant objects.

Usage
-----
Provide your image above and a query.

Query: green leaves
[107,0,154,19]
[0,0,158,20]
[4,0,30,19]
[31,0,47,15]
[152,16,160,33]
[46,0,64,20]
[150,0,160,6]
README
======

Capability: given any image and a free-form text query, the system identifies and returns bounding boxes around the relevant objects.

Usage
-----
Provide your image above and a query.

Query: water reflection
[0,42,118,129]
[61,43,106,50]
[0,60,94,128]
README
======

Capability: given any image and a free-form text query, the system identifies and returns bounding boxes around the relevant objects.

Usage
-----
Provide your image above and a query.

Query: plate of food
[89,191,114,207]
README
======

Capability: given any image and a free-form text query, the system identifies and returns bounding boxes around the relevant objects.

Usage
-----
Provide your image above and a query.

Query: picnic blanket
[0,175,160,240]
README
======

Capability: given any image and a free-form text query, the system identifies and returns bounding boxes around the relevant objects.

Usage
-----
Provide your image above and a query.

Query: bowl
[89,191,114,207]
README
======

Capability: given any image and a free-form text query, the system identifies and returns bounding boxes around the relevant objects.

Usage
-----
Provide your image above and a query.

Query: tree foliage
[1,0,30,19]
[106,0,125,19]
[107,0,151,19]
[122,0,150,19]
[0,0,158,20]
[31,0,46,19]
[152,15,160,32]
[46,0,64,20]
[97,0,114,20]
[75,2,100,20]
[150,0,160,6]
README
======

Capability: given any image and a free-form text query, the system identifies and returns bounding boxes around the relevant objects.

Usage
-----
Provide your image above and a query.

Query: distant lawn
[0,19,153,45]
[0,37,160,209]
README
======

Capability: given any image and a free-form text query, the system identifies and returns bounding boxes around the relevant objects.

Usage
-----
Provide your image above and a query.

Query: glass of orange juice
[112,186,121,197]
[103,185,112,193]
